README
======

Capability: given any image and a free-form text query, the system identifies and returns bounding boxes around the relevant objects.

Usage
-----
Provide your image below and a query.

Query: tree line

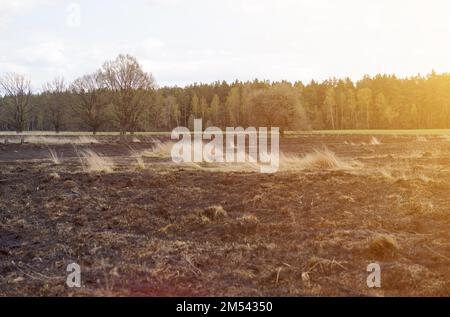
[1,54,450,133]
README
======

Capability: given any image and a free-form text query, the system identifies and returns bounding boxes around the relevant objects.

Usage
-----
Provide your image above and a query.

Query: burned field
[0,134,449,296]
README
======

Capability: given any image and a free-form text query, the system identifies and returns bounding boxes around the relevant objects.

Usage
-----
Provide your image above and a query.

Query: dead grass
[142,141,262,173]
[237,214,259,226]
[25,136,99,145]
[416,136,428,142]
[48,172,60,180]
[77,149,114,173]
[203,205,228,220]
[378,168,397,180]
[134,156,145,170]
[306,256,349,274]
[280,148,355,170]
[370,136,382,145]
[402,197,434,215]
[47,148,61,165]
[368,234,399,259]
[376,166,435,184]
[142,141,174,158]
[129,149,146,170]
[1,133,449,297]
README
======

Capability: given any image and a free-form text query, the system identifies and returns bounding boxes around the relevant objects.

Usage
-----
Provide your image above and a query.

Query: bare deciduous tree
[100,54,156,135]
[0,73,32,133]
[71,72,109,135]
[42,77,67,133]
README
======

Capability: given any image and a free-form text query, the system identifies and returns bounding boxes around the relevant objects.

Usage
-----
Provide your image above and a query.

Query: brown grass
[369,234,399,259]
[142,141,174,158]
[47,148,61,165]
[129,149,146,170]
[370,136,382,145]
[237,214,260,226]
[78,149,114,173]
[416,136,428,142]
[280,148,355,170]
[203,205,228,220]
[26,136,99,145]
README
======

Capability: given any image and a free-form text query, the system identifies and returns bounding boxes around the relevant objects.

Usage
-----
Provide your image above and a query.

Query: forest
[1,54,450,133]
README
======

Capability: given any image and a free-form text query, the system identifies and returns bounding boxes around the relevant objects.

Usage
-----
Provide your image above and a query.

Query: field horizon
[1,129,450,137]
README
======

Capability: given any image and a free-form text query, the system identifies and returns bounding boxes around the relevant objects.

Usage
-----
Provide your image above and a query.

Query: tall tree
[199,96,209,122]
[100,54,156,134]
[42,77,67,133]
[248,84,308,133]
[191,93,200,118]
[226,87,241,126]
[323,88,336,129]
[374,92,387,129]
[346,88,357,129]
[163,95,181,130]
[0,73,32,133]
[357,88,372,129]
[209,94,220,126]
[71,72,109,134]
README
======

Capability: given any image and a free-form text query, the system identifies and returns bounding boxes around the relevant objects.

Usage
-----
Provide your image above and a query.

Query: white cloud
[0,0,56,29]
[145,0,180,7]
[19,41,66,66]
[3,0,450,88]
[0,0,54,17]
[139,38,165,56]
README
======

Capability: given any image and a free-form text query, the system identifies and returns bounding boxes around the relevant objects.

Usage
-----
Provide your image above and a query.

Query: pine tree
[323,88,336,129]
[374,93,387,128]
[210,94,220,126]
[226,87,241,126]
[199,96,209,121]
[191,93,200,118]
[357,88,372,129]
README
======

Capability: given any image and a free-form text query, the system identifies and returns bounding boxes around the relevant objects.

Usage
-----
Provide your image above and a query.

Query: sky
[1,0,450,89]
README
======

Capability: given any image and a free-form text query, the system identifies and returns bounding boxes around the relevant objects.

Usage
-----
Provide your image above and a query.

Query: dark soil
[0,135,449,296]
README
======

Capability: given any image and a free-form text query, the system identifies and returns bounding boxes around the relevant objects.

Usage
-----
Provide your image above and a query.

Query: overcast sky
[1,0,450,88]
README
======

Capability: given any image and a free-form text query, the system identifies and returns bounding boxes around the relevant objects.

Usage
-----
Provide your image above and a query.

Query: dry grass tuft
[416,136,428,142]
[142,141,175,158]
[237,214,259,226]
[48,172,60,180]
[203,205,228,220]
[378,168,396,180]
[369,234,399,259]
[134,155,145,170]
[281,148,354,170]
[337,195,355,204]
[129,149,146,170]
[143,142,357,173]
[78,149,114,173]
[47,148,61,165]
[370,136,382,145]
